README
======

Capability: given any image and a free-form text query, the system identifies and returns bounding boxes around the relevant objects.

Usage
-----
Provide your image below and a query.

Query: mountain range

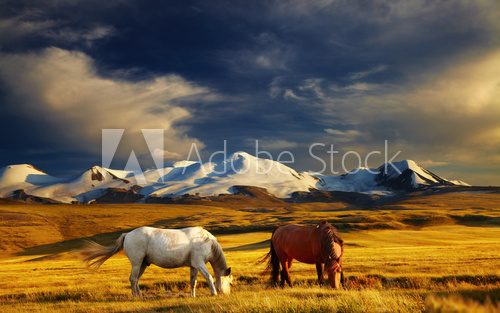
[0,151,471,204]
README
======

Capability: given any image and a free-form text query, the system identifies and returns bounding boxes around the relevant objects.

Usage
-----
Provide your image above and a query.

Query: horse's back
[123,226,213,268]
[272,224,320,264]
[126,226,211,241]
[181,226,216,242]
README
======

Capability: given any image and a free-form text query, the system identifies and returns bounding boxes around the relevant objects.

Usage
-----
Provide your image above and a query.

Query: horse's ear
[225,267,232,276]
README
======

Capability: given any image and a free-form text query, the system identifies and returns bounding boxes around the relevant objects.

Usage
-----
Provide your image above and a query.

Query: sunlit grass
[0,192,499,311]
[0,226,499,312]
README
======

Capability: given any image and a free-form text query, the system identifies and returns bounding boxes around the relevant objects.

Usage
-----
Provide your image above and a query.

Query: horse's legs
[190,266,198,297]
[279,258,286,287]
[124,237,147,298]
[129,265,140,297]
[279,258,292,288]
[129,263,142,297]
[128,258,148,297]
[137,259,149,283]
[316,262,324,286]
[285,258,293,287]
[197,264,217,295]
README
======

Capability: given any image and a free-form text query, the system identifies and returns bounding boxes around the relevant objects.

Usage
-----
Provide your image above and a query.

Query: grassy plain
[0,192,499,312]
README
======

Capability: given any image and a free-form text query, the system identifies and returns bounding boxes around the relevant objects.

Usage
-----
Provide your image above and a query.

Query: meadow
[0,192,499,312]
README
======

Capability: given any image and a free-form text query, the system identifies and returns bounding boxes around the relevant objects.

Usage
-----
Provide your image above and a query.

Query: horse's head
[317,221,344,289]
[325,250,343,289]
[216,267,233,295]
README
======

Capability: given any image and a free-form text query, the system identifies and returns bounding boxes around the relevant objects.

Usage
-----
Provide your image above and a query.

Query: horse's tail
[80,233,127,269]
[259,228,280,285]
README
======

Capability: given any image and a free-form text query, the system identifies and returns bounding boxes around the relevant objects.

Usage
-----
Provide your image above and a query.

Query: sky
[0,0,499,185]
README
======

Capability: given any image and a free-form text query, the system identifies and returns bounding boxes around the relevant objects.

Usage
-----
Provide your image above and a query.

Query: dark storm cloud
[0,0,499,184]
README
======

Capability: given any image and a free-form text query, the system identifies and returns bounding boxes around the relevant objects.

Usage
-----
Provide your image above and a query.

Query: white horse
[81,226,233,297]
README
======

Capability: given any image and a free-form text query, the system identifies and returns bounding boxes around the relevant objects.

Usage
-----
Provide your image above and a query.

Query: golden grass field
[0,192,499,312]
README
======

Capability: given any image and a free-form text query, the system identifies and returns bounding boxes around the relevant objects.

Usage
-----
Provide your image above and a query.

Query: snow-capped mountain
[316,167,386,194]
[0,152,469,203]
[317,160,470,193]
[145,152,318,198]
[0,165,134,203]
[375,160,462,190]
[29,166,134,203]
[0,164,61,195]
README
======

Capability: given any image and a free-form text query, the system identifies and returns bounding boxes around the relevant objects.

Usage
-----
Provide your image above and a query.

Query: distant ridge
[0,152,470,204]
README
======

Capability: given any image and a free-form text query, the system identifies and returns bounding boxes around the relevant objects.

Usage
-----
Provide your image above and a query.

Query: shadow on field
[451,214,500,227]
[343,274,500,290]
[225,239,270,251]
[19,216,192,257]
[18,217,276,259]
[432,288,500,304]
[14,199,499,260]
[20,228,131,257]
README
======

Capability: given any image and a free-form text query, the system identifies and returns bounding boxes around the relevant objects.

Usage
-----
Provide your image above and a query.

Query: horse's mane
[210,239,228,272]
[320,222,343,266]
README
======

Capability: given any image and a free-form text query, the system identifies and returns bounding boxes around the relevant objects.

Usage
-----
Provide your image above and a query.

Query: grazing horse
[263,221,344,288]
[81,226,233,297]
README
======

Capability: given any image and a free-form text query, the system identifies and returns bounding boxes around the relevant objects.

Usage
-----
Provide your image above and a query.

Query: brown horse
[263,221,344,288]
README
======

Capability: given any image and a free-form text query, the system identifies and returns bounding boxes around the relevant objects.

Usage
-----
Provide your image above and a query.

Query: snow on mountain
[147,152,318,198]
[104,168,134,179]
[448,179,471,186]
[376,160,454,190]
[318,160,465,192]
[0,164,61,197]
[42,166,137,203]
[316,167,386,194]
[0,155,470,203]
[0,165,134,203]
[171,160,199,168]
